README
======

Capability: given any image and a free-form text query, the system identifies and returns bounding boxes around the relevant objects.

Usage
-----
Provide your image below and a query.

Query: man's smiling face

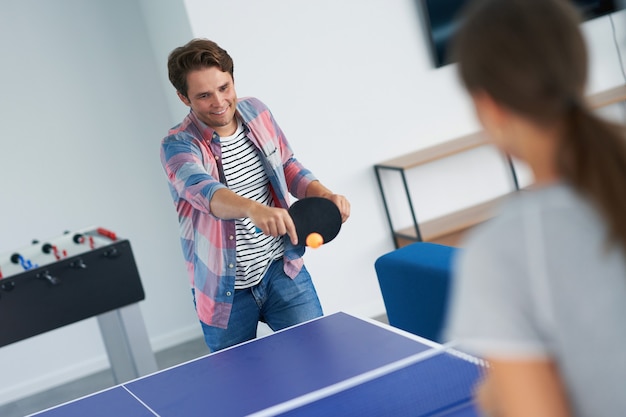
[178,66,238,137]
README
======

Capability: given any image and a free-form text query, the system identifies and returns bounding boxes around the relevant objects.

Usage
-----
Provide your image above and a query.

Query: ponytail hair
[453,0,626,251]
[559,103,626,249]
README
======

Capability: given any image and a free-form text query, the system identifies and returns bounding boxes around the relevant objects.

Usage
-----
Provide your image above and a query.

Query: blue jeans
[193,259,323,352]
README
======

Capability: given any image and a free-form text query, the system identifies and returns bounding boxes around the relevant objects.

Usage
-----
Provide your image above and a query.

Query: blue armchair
[374,242,458,343]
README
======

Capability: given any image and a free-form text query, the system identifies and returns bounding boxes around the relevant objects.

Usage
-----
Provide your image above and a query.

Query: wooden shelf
[393,194,510,247]
[375,84,626,249]
[588,84,626,109]
[377,131,488,170]
[378,85,626,172]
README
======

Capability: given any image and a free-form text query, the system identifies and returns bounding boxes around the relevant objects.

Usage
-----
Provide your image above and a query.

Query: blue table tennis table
[27,312,484,417]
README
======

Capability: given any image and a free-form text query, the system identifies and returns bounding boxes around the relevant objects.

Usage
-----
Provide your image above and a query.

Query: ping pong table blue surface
[29,312,482,417]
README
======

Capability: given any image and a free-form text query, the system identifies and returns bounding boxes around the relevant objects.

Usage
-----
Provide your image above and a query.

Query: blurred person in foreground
[445,0,626,416]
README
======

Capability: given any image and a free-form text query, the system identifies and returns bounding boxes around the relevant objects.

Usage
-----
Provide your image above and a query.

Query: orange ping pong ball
[306,232,324,249]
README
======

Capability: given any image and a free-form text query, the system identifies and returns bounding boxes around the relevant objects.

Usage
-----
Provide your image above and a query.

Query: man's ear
[177,91,191,107]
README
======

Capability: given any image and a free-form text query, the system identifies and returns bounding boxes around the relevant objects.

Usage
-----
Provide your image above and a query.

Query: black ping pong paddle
[288,197,342,247]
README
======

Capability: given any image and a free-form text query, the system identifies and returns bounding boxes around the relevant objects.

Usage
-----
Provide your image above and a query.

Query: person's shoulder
[463,193,526,248]
[162,130,195,144]
[162,117,197,144]
[514,183,597,230]
[518,182,582,207]
[237,97,272,120]
[237,96,266,105]
[461,184,588,257]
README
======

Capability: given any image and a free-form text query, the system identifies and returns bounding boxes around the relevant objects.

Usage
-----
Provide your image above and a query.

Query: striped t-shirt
[220,119,285,289]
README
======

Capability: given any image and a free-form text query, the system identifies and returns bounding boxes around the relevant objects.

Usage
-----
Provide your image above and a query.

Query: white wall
[0,0,198,404]
[182,0,626,315]
[181,0,475,322]
[0,0,624,406]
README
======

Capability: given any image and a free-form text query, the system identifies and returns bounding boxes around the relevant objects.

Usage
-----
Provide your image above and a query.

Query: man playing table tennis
[445,0,626,416]
[160,39,350,352]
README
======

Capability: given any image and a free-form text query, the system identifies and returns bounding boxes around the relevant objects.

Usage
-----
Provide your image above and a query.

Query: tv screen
[421,0,622,67]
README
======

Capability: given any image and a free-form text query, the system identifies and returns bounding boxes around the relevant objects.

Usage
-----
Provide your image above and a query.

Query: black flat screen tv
[421,0,623,67]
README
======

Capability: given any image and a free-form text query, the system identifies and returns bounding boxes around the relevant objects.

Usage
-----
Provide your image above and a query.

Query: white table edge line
[21,386,123,417]
[355,314,442,348]
[246,342,457,417]
[121,385,162,417]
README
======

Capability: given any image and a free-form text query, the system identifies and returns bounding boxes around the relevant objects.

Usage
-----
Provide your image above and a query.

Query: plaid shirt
[160,97,317,328]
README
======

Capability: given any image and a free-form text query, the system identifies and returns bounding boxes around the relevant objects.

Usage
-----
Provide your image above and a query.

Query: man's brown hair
[168,38,234,98]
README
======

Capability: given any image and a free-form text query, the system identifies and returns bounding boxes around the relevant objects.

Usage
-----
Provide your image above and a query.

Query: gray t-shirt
[446,183,626,417]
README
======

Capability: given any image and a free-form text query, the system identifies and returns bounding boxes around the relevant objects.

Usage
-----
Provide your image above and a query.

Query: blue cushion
[374,242,458,342]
